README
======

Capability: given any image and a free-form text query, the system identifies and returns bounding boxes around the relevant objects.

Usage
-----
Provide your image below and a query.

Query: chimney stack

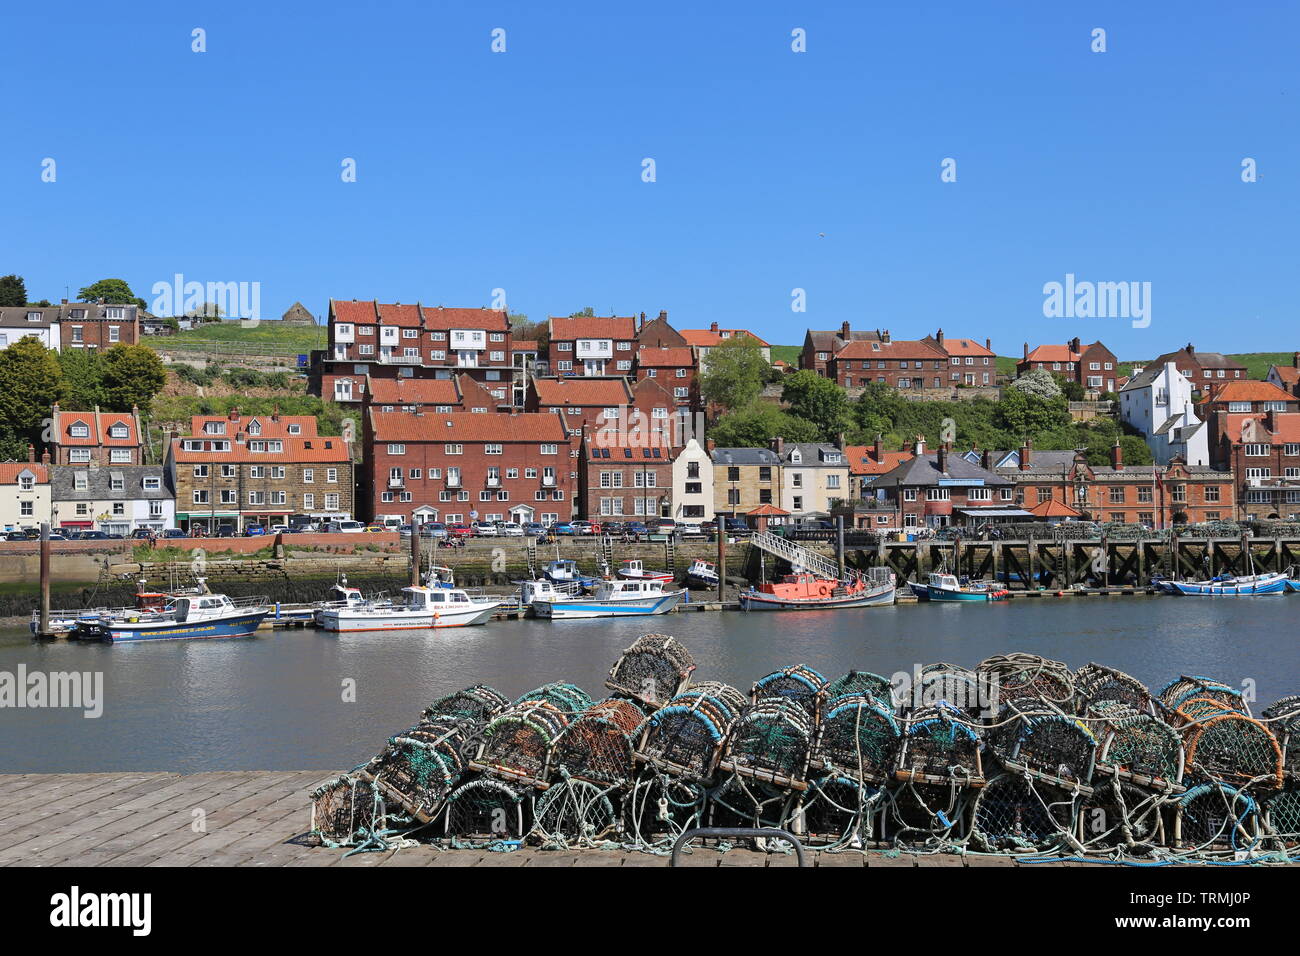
[1070,336,1081,353]
[228,407,240,422]
[985,338,992,352]
[935,328,944,347]
[1111,438,1123,470]
[937,444,948,474]
[914,434,926,456]
[41,450,50,465]
[981,448,991,471]
[837,431,846,450]
[1185,343,1195,356]
[1019,438,1032,471]
[658,310,667,323]
[709,321,719,333]
[881,328,891,345]
[873,432,883,462]
[1293,351,1299,370]
[841,321,851,339]
[1023,342,1029,360]
[770,436,784,457]
[27,443,36,463]
[706,438,716,454]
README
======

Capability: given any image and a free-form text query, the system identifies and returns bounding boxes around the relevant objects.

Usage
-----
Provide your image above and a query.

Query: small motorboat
[617,559,674,584]
[740,568,896,611]
[518,578,583,611]
[533,577,686,619]
[685,559,720,589]
[542,559,599,589]
[1167,570,1290,596]
[69,593,270,643]
[924,572,1009,603]
[38,576,214,636]
[317,579,503,631]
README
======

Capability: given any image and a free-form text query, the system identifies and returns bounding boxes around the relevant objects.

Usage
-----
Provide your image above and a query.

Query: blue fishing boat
[1167,571,1290,596]
[532,577,686,619]
[70,593,270,643]
[542,559,599,589]
[924,572,1009,603]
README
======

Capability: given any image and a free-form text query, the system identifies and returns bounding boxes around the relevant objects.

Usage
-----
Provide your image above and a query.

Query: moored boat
[617,559,674,584]
[542,559,599,589]
[317,583,503,631]
[70,593,270,643]
[685,559,720,588]
[740,569,896,611]
[1167,571,1290,596]
[924,572,1009,603]
[533,577,686,619]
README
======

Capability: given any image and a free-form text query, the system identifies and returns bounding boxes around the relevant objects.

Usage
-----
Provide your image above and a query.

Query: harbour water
[0,596,1293,774]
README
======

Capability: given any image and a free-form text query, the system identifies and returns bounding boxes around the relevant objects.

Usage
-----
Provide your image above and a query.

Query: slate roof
[711,447,781,466]
[875,452,1012,487]
[51,465,172,501]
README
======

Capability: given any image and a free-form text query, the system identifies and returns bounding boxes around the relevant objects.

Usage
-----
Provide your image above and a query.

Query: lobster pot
[823,670,893,709]
[811,694,901,784]
[1157,675,1245,718]
[1077,779,1166,852]
[1174,782,1259,852]
[444,778,529,843]
[310,775,385,847]
[895,704,984,786]
[636,690,739,783]
[626,771,707,846]
[1261,695,1300,779]
[407,715,487,766]
[708,774,797,831]
[366,731,467,821]
[474,700,571,787]
[885,780,972,847]
[911,666,987,718]
[797,775,881,848]
[989,703,1097,789]
[1175,700,1283,789]
[549,698,646,787]
[532,778,622,845]
[971,773,1080,853]
[604,633,695,709]
[752,665,828,716]
[422,684,508,722]
[978,654,1074,708]
[512,682,593,714]
[720,697,815,789]
[1094,706,1184,790]
[685,681,748,717]
[1262,786,1300,850]
[1074,663,1153,714]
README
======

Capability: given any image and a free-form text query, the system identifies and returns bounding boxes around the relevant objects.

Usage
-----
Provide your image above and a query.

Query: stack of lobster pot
[605,633,696,710]
[1261,696,1300,850]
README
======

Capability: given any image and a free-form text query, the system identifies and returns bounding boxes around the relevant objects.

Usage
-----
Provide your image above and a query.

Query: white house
[0,307,61,352]
[777,441,850,519]
[1119,361,1208,466]
[0,461,52,531]
[671,438,714,522]
[51,465,175,535]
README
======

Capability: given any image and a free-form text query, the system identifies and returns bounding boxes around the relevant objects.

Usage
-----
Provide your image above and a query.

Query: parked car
[474,522,499,537]
[677,522,706,540]
[497,522,524,537]
[419,522,449,539]
[570,520,594,535]
[550,522,577,536]
[163,529,188,538]
[448,524,475,539]
[79,530,113,540]
[324,520,365,533]
[244,525,267,536]
[362,525,389,533]
[522,522,547,537]
[602,521,626,536]
[625,521,648,536]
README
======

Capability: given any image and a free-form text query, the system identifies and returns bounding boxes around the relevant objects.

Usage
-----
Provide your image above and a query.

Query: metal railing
[749,530,844,580]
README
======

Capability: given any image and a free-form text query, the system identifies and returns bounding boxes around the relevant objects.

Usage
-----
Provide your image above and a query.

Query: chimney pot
[874,433,883,460]
[1111,438,1124,470]
[27,443,36,463]
[841,321,851,339]
[935,328,944,346]
[1019,437,1032,471]
[710,321,718,333]
[1023,342,1029,360]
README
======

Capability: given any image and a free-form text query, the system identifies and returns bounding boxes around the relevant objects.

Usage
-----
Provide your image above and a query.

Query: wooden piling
[717,523,727,602]
[38,521,51,639]
[410,520,421,586]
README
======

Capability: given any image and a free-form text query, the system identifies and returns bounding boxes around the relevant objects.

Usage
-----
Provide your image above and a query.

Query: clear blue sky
[2,1,1296,359]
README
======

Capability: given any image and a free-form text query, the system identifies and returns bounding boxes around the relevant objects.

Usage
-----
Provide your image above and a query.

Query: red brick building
[364,373,499,414]
[546,315,639,377]
[1211,412,1300,520]
[1267,353,1300,399]
[925,330,997,386]
[1145,343,1247,396]
[1017,337,1119,394]
[528,375,677,443]
[49,404,145,465]
[1202,380,1299,467]
[830,336,948,389]
[578,429,675,519]
[59,301,140,350]
[636,311,686,349]
[843,437,913,498]
[316,300,515,404]
[635,346,698,413]
[364,410,574,526]
[799,322,883,375]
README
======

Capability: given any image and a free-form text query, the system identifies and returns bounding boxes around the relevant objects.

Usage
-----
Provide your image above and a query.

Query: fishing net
[532,778,621,847]
[444,777,529,845]
[798,775,881,849]
[823,670,893,707]
[978,654,1074,708]
[605,633,695,709]
[910,665,990,718]
[1175,782,1259,852]
[1077,779,1166,852]
[971,773,1079,853]
[636,687,742,782]
[988,700,1097,789]
[720,697,815,788]
[708,775,796,830]
[1074,663,1153,714]
[1262,786,1300,850]
[422,684,508,722]
[1174,699,1283,789]
[895,703,985,786]
[512,682,592,713]
[310,775,384,847]
[473,700,572,787]
[365,729,467,821]
[1157,675,1246,717]
[549,698,645,787]
[884,780,972,848]
[1262,695,1300,779]
[1092,703,1184,790]
[625,772,707,849]
[752,665,827,716]
[811,694,901,784]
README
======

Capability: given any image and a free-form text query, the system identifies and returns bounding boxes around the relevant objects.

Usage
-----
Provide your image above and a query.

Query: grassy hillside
[168,320,327,352]
[770,344,801,364]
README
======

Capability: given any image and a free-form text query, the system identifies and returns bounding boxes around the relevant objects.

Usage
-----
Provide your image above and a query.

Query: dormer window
[203,421,226,435]
[790,450,802,464]
[69,422,90,438]
[26,311,41,322]
[287,424,302,435]
[109,424,129,439]
[105,307,125,319]
[247,420,261,435]
[18,472,34,491]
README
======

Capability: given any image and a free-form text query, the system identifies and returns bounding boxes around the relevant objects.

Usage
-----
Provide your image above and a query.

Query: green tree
[994,387,1072,437]
[0,337,65,446]
[77,278,146,308]
[699,335,768,411]
[59,348,105,410]
[781,369,851,441]
[99,344,167,413]
[1009,367,1063,400]
[708,401,820,447]
[0,274,28,307]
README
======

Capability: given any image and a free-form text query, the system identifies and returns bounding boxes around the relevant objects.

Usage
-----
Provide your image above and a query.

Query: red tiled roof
[366,377,462,405]
[938,337,995,357]
[1030,498,1083,518]
[637,346,696,368]
[376,303,422,327]
[1217,412,1300,444]
[1024,344,1079,363]
[548,315,637,341]
[0,462,48,483]
[187,414,320,440]
[1273,366,1300,386]
[171,436,349,463]
[420,306,509,332]
[1204,380,1296,404]
[679,328,770,348]
[842,445,913,476]
[328,300,509,332]
[533,377,632,407]
[368,410,568,444]
[746,504,789,516]
[56,409,139,446]
[834,339,947,361]
[331,299,378,324]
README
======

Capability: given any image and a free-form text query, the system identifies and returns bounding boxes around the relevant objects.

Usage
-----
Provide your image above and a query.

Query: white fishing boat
[518,578,583,611]
[685,559,720,588]
[69,593,270,643]
[617,559,674,584]
[533,577,686,620]
[317,582,503,632]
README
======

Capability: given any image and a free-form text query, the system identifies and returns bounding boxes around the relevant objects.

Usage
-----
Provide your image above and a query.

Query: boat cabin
[401,586,474,609]
[172,594,239,622]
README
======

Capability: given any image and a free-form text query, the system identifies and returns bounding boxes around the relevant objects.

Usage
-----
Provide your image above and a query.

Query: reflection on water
[0,596,1291,773]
